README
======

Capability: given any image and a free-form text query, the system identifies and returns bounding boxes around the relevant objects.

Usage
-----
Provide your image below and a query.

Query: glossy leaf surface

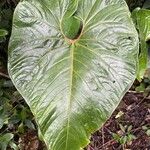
[8,0,138,150]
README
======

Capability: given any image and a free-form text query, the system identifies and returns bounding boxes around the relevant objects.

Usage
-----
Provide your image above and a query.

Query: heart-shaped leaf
[8,0,138,150]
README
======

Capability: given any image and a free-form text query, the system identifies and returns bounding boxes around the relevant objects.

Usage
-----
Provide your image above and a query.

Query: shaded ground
[85,92,150,150]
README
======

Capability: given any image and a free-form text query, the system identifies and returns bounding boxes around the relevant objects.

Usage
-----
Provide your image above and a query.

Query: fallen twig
[0,72,10,79]
[99,139,116,149]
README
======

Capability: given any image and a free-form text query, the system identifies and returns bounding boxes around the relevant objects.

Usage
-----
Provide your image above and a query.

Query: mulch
[85,92,150,150]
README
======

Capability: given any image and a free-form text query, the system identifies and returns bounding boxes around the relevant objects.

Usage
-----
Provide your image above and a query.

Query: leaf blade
[8,0,139,150]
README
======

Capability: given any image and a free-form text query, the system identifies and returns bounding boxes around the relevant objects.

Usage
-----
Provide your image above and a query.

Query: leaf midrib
[65,44,75,150]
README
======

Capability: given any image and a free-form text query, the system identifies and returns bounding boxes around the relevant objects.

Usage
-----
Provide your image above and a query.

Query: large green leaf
[132,8,150,80]
[8,0,138,150]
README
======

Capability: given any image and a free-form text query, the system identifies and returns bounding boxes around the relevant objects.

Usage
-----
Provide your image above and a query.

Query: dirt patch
[85,92,150,150]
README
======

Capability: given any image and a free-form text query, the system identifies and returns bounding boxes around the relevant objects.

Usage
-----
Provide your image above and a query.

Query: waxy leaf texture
[8,0,139,149]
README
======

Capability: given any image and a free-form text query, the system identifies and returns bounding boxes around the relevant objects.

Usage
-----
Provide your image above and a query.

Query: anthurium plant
[8,0,142,149]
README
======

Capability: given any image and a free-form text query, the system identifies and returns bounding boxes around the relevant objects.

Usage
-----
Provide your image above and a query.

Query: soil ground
[85,92,150,150]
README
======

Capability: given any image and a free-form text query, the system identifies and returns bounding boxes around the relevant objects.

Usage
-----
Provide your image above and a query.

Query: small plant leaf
[146,129,150,136]
[119,124,126,133]
[25,119,35,130]
[112,133,120,142]
[142,125,148,130]
[127,125,132,132]
[0,118,4,129]
[2,133,14,142]
[9,141,19,150]
[0,29,8,37]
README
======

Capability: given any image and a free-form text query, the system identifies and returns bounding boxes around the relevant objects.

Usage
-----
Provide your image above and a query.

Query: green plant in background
[0,78,35,149]
[131,0,150,81]
[0,29,7,36]
[135,78,150,96]
[0,0,19,66]
[143,0,150,9]
[0,1,40,149]
[126,0,145,10]
[0,28,8,47]
[8,0,139,149]
[130,0,150,96]
[112,124,136,149]
[142,0,150,76]
[0,0,13,38]
[132,8,150,80]
[0,133,17,150]
[142,125,150,137]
